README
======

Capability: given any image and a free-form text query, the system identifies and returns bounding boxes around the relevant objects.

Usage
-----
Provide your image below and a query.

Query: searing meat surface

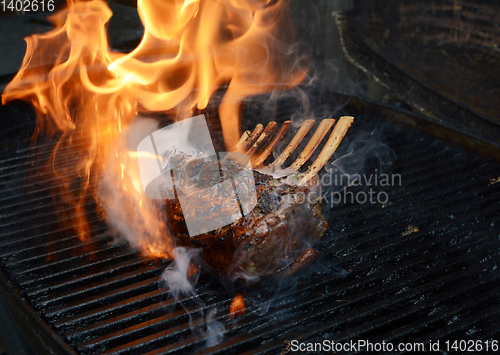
[164,154,327,281]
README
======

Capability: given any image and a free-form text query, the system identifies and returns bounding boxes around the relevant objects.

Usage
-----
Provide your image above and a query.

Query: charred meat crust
[164,158,327,280]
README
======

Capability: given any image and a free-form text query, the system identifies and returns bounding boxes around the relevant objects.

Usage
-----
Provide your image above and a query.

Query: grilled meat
[164,153,327,281]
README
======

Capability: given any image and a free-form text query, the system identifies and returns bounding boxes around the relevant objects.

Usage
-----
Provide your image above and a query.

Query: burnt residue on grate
[0,98,499,354]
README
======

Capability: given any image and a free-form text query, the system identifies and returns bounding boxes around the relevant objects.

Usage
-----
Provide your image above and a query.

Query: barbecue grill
[1,1,500,354]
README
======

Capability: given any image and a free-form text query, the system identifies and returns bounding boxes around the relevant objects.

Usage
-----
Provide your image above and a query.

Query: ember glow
[229,293,246,318]
[2,0,307,258]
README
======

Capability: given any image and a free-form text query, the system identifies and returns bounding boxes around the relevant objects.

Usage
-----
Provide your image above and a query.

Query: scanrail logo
[136,115,257,237]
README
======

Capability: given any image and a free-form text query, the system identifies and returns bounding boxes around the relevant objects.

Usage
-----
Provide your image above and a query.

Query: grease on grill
[402,224,419,236]
[489,177,500,185]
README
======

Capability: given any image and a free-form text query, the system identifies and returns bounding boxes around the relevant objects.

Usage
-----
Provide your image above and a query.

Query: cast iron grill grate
[0,101,499,354]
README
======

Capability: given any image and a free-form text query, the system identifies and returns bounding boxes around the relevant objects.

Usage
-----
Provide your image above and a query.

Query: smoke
[161,247,226,348]
[315,126,396,231]
[204,308,225,347]
[162,247,201,298]
[328,128,395,180]
[238,0,367,144]
[98,117,176,257]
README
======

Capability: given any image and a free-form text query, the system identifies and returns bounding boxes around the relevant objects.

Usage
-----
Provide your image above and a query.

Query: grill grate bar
[333,267,500,341]
[323,224,497,292]
[25,252,144,298]
[3,232,114,270]
[320,186,500,257]
[0,199,102,232]
[4,173,496,354]
[0,181,97,214]
[326,207,498,279]
[1,104,499,355]
[199,254,500,355]
[0,220,104,253]
[63,295,202,342]
[1,170,496,354]
[0,135,105,175]
[75,297,231,355]
[317,169,497,236]
[0,127,105,165]
[204,212,496,352]
[46,267,168,321]
[413,306,500,349]
[46,279,164,327]
[0,177,97,208]
[367,288,500,350]
[247,275,500,355]
[14,242,129,277]
[0,214,101,244]
[64,287,222,343]
[75,222,499,354]
[49,209,472,342]
[63,227,439,346]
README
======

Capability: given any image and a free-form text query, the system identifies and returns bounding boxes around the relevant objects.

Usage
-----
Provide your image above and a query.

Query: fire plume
[2,0,307,259]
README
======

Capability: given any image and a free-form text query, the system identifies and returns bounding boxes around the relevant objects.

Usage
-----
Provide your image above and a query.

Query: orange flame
[229,293,246,318]
[1,0,307,259]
